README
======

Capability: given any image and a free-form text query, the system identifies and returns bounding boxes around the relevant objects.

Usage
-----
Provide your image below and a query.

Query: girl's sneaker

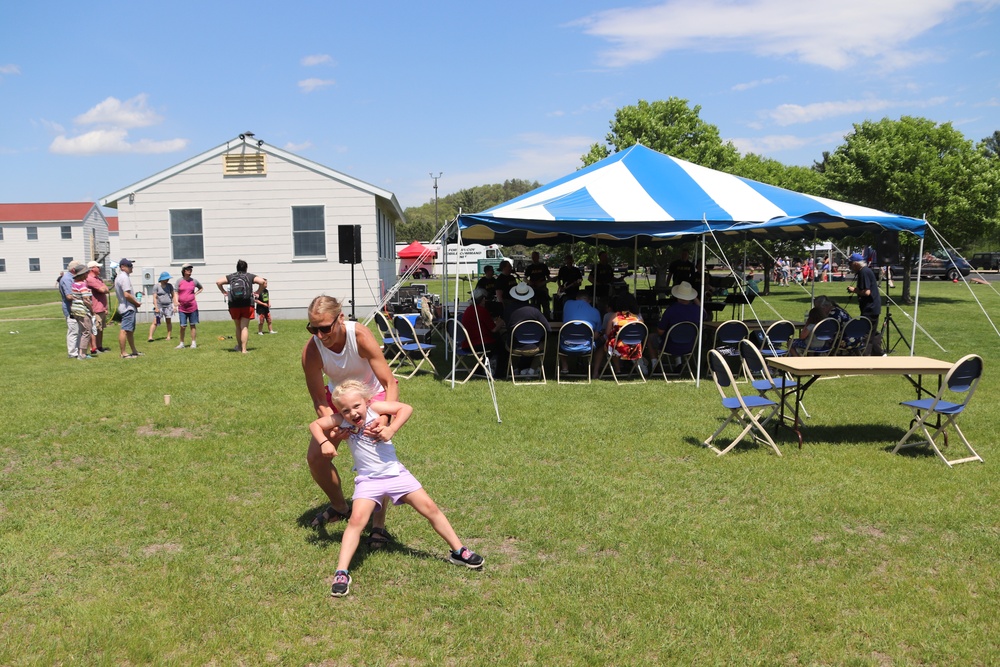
[330,570,351,597]
[449,547,484,569]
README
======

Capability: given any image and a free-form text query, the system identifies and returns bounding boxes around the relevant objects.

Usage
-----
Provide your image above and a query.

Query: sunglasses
[306,322,335,335]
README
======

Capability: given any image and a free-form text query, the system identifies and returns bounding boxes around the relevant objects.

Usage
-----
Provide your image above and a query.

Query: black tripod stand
[879,266,909,354]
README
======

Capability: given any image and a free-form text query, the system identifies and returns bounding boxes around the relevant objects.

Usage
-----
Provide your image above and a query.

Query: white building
[0,202,111,290]
[100,134,404,320]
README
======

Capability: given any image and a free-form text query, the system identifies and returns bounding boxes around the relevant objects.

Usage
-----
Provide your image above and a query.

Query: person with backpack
[217,259,265,354]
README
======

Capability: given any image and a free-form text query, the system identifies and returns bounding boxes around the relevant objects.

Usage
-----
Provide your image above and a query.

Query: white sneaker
[190,341,197,349]
[258,332,265,336]
[175,343,185,349]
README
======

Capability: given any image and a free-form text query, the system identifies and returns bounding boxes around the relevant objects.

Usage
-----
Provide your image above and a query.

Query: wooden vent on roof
[223,152,267,175]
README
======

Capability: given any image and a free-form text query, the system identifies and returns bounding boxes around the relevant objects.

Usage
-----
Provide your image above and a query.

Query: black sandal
[311,503,351,528]
[367,527,393,549]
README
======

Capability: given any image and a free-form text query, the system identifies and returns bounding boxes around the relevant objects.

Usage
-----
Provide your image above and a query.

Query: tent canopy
[457,144,925,245]
[396,240,437,258]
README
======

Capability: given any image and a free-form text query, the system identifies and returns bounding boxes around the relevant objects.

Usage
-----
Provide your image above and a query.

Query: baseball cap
[472,287,487,301]
[86,260,101,269]
[119,258,134,268]
[181,263,194,271]
[849,253,864,262]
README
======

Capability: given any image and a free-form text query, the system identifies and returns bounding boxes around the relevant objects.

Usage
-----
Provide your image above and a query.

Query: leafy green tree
[399,179,540,243]
[823,116,1000,302]
[583,98,740,171]
[981,130,1000,159]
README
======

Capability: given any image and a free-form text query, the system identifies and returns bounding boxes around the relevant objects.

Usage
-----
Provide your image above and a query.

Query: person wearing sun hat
[654,281,709,360]
[505,282,549,377]
[85,261,110,353]
[148,271,175,343]
[69,262,94,359]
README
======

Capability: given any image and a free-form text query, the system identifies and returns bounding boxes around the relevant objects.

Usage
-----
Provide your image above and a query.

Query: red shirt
[461,302,496,348]
[85,273,109,313]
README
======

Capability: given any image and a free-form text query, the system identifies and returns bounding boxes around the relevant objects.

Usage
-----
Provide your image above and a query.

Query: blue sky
[2,0,998,212]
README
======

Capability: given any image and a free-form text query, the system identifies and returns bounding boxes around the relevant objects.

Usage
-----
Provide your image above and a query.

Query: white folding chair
[444,318,490,384]
[739,340,806,426]
[704,349,781,457]
[392,314,437,379]
[892,354,984,467]
[373,310,404,368]
[657,321,698,381]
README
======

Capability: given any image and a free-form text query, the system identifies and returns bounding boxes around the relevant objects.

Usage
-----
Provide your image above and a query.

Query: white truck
[396,242,506,278]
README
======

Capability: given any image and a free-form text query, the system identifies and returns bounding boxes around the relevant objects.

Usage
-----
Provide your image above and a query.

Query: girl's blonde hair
[330,379,371,403]
[308,295,343,319]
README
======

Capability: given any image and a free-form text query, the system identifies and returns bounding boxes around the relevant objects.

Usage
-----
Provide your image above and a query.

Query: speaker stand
[349,263,357,321]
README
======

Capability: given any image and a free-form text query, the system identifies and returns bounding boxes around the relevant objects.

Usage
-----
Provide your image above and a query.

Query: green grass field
[1,281,998,665]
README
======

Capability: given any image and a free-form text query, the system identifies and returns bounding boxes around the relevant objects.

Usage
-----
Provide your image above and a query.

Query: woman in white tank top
[301,296,398,540]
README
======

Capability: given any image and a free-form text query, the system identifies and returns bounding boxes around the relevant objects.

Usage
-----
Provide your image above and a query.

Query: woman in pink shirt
[84,261,110,353]
[173,263,204,349]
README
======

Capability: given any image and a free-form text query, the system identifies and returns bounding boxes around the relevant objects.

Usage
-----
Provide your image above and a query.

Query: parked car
[970,252,1000,271]
[890,249,971,281]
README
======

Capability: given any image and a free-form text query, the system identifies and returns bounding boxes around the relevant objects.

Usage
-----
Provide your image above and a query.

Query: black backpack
[229,273,253,307]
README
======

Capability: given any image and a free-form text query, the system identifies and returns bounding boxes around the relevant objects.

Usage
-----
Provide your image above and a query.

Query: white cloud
[34,118,66,134]
[301,54,334,67]
[50,129,188,155]
[74,94,162,129]
[732,76,787,92]
[284,140,314,152]
[731,130,849,156]
[764,95,948,125]
[49,93,188,155]
[574,0,994,70]
[299,78,336,93]
[0,64,21,76]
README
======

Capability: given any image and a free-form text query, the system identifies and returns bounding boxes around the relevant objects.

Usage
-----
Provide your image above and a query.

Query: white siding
[0,221,83,290]
[114,150,399,320]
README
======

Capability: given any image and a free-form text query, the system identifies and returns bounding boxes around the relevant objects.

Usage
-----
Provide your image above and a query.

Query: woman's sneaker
[330,570,351,597]
[449,547,484,569]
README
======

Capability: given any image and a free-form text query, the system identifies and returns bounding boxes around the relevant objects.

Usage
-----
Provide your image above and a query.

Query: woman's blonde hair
[308,295,343,319]
[330,379,371,403]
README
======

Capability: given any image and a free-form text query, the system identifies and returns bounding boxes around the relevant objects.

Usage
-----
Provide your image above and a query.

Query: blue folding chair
[836,317,873,356]
[711,319,749,379]
[508,320,547,385]
[598,321,648,384]
[800,317,840,357]
[374,310,405,368]
[739,339,806,426]
[656,321,698,381]
[759,320,795,358]
[892,354,984,467]
[392,314,437,379]
[557,320,595,384]
[704,349,781,456]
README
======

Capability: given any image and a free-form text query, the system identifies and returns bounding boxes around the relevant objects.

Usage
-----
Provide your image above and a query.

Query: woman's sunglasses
[306,322,335,335]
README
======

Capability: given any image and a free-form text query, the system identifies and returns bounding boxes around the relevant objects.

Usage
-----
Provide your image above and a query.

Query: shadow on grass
[296,504,441,570]
[682,422,925,455]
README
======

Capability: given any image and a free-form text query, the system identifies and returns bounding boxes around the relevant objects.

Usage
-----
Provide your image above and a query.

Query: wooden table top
[767,355,953,377]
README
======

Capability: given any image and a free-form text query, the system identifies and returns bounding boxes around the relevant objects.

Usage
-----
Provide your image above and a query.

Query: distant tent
[397,240,437,258]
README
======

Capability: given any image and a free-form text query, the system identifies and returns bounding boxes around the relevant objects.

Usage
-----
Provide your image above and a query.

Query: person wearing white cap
[505,282,549,377]
[85,261,110,353]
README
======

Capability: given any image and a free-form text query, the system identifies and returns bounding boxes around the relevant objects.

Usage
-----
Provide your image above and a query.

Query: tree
[582,98,740,171]
[399,179,540,242]
[981,130,1000,160]
[822,116,1000,302]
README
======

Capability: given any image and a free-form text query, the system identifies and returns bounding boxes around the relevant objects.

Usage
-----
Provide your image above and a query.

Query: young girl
[312,380,484,597]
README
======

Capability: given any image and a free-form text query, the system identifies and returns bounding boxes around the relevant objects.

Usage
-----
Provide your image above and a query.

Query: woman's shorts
[229,306,255,321]
[352,467,422,508]
[157,304,175,319]
[178,310,199,326]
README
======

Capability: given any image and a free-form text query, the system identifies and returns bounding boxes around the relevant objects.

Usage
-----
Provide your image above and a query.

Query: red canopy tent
[396,240,437,258]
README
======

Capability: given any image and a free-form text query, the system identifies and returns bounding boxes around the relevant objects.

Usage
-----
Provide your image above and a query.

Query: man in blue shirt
[846,253,884,355]
[58,260,84,358]
[562,291,602,332]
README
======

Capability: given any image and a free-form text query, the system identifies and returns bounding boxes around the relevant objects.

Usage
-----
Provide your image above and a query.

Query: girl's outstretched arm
[368,401,413,441]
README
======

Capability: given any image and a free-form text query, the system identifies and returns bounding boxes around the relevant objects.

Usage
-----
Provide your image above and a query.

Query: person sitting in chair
[505,282,549,377]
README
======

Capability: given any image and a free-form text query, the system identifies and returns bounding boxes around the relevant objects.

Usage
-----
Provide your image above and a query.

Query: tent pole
[911,233,924,356]
[695,223,707,388]
[633,237,638,295]
[810,230,817,306]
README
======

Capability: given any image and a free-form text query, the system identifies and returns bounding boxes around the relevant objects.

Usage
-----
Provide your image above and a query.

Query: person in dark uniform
[846,253,884,355]
[494,260,517,318]
[523,251,552,318]
[590,251,614,302]
[555,254,584,320]
[668,249,695,287]
[475,265,500,317]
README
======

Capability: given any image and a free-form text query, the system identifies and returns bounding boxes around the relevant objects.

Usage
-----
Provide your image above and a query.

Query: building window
[61,225,72,240]
[63,257,73,270]
[0,259,5,272]
[170,209,204,261]
[27,226,38,240]
[0,227,4,241]
[292,206,326,258]
[29,258,40,272]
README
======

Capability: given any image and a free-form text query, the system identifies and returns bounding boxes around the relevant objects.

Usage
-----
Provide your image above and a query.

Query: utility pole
[431,172,446,313]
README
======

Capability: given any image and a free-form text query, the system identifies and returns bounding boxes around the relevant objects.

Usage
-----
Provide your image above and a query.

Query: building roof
[106,216,119,232]
[0,202,98,223]
[100,135,406,222]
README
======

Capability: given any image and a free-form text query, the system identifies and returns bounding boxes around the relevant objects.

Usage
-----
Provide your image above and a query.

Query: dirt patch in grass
[136,423,201,439]
[142,542,182,556]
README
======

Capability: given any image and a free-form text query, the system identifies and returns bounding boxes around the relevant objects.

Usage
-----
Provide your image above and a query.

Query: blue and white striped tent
[457,144,925,244]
